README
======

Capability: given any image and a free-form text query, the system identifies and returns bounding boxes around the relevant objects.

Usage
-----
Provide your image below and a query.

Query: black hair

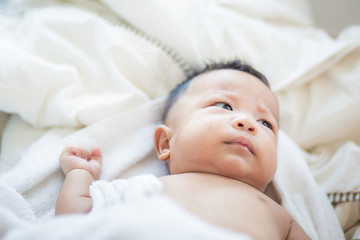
[162,59,270,122]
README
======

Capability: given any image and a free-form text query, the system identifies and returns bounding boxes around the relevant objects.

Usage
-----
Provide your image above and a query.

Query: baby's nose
[232,117,257,134]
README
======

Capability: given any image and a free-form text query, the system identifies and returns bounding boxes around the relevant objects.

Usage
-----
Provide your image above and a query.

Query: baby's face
[162,69,279,192]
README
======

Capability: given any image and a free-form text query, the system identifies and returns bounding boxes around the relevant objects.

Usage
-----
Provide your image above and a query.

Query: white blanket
[1,0,359,239]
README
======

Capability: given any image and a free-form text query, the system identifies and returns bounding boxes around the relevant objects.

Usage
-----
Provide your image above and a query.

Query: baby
[56,60,310,239]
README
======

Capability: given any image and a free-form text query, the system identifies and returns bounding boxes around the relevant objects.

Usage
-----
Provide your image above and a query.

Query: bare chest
[159,174,292,239]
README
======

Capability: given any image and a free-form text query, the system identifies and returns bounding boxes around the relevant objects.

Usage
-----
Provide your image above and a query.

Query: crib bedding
[0,0,359,239]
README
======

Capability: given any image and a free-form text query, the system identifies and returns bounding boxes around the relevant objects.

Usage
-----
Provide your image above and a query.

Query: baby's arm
[55,145,102,215]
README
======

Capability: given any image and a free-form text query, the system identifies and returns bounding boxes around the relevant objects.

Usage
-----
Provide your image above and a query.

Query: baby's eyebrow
[201,90,235,103]
[258,105,278,122]
[210,90,238,100]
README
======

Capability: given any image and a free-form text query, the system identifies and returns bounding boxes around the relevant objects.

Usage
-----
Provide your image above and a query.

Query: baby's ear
[154,124,171,161]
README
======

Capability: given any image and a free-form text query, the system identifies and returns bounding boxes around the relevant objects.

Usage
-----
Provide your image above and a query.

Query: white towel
[90,174,163,210]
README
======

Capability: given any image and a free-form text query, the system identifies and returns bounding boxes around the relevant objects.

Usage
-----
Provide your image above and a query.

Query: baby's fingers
[90,145,102,164]
[61,145,92,160]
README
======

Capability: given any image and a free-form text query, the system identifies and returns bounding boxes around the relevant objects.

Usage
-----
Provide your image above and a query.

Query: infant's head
[154,60,279,192]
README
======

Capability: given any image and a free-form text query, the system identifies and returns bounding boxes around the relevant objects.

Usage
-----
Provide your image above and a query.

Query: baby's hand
[59,145,103,180]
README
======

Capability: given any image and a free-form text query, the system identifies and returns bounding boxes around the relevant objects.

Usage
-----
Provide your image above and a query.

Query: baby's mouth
[225,136,254,154]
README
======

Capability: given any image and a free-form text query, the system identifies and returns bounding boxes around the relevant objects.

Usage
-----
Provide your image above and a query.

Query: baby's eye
[214,102,232,111]
[258,120,272,129]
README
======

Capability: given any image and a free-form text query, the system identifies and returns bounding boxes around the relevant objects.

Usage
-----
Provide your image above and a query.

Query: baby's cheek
[264,150,277,178]
[204,119,218,130]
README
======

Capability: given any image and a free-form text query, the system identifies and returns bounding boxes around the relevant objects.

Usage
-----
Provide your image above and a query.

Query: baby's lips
[225,136,254,154]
